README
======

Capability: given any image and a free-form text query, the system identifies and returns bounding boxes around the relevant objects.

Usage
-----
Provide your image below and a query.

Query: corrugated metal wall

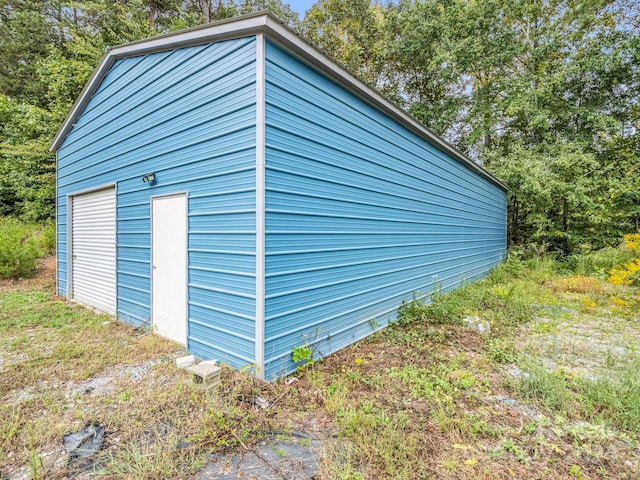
[56,37,258,369]
[263,41,507,378]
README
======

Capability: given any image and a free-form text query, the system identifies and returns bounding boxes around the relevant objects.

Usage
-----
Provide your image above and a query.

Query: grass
[0,293,175,396]
[1,250,639,479]
[516,356,640,434]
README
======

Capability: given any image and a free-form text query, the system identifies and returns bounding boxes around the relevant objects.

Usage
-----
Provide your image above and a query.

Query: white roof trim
[50,12,507,191]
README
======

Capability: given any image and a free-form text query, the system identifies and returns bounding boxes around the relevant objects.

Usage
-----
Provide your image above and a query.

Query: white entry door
[152,194,187,345]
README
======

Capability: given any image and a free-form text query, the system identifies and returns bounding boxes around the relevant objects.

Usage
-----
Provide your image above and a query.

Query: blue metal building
[52,13,508,379]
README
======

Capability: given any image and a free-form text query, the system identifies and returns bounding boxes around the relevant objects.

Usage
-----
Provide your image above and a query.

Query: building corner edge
[255,33,266,379]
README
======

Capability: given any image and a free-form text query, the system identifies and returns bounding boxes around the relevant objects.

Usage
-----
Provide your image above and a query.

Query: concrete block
[176,355,196,369]
[188,363,221,390]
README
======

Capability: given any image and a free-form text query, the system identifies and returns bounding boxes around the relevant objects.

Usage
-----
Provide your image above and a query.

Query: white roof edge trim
[50,12,507,191]
[262,17,508,192]
[108,14,267,58]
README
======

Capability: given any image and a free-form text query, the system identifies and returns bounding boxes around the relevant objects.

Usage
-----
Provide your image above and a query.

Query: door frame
[67,183,117,304]
[150,192,189,345]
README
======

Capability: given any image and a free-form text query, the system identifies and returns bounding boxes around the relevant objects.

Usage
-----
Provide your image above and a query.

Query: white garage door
[71,187,116,315]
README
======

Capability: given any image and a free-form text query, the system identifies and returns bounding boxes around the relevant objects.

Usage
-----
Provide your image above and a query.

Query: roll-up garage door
[71,187,116,315]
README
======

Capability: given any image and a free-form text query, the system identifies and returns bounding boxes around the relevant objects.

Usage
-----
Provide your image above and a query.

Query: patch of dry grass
[551,275,605,295]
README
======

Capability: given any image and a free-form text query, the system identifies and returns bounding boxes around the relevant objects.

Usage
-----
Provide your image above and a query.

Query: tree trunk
[199,0,211,23]
[483,132,492,150]
[56,2,64,46]
[149,8,158,30]
[509,194,519,246]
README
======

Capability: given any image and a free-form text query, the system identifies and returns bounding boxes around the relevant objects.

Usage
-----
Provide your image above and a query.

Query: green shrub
[568,247,635,277]
[39,222,56,253]
[0,217,50,279]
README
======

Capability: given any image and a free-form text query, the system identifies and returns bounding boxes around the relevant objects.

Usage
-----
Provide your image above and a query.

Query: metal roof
[50,12,508,191]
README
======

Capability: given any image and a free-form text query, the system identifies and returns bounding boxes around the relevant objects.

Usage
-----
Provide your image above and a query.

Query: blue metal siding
[263,41,506,378]
[56,37,258,370]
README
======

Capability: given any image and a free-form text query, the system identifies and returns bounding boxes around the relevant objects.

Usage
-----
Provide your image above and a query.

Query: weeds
[3,247,640,480]
[318,440,365,480]
[192,401,260,450]
[317,249,639,478]
[553,275,604,294]
[105,434,199,480]
[334,404,429,479]
[609,259,640,286]
[569,232,640,285]
[292,344,314,371]
[385,360,477,402]
[397,258,549,333]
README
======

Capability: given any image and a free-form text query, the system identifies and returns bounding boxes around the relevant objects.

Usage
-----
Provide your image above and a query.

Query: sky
[286,0,317,17]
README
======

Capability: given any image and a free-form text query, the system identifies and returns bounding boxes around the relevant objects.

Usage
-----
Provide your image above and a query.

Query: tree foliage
[0,0,637,254]
[305,0,638,253]
[0,0,299,221]
[303,0,386,88]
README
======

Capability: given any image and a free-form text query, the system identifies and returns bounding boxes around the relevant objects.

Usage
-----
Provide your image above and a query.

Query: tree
[0,0,636,251]
[238,0,300,29]
[0,95,56,220]
[0,1,56,106]
[385,0,639,252]
[302,0,386,89]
